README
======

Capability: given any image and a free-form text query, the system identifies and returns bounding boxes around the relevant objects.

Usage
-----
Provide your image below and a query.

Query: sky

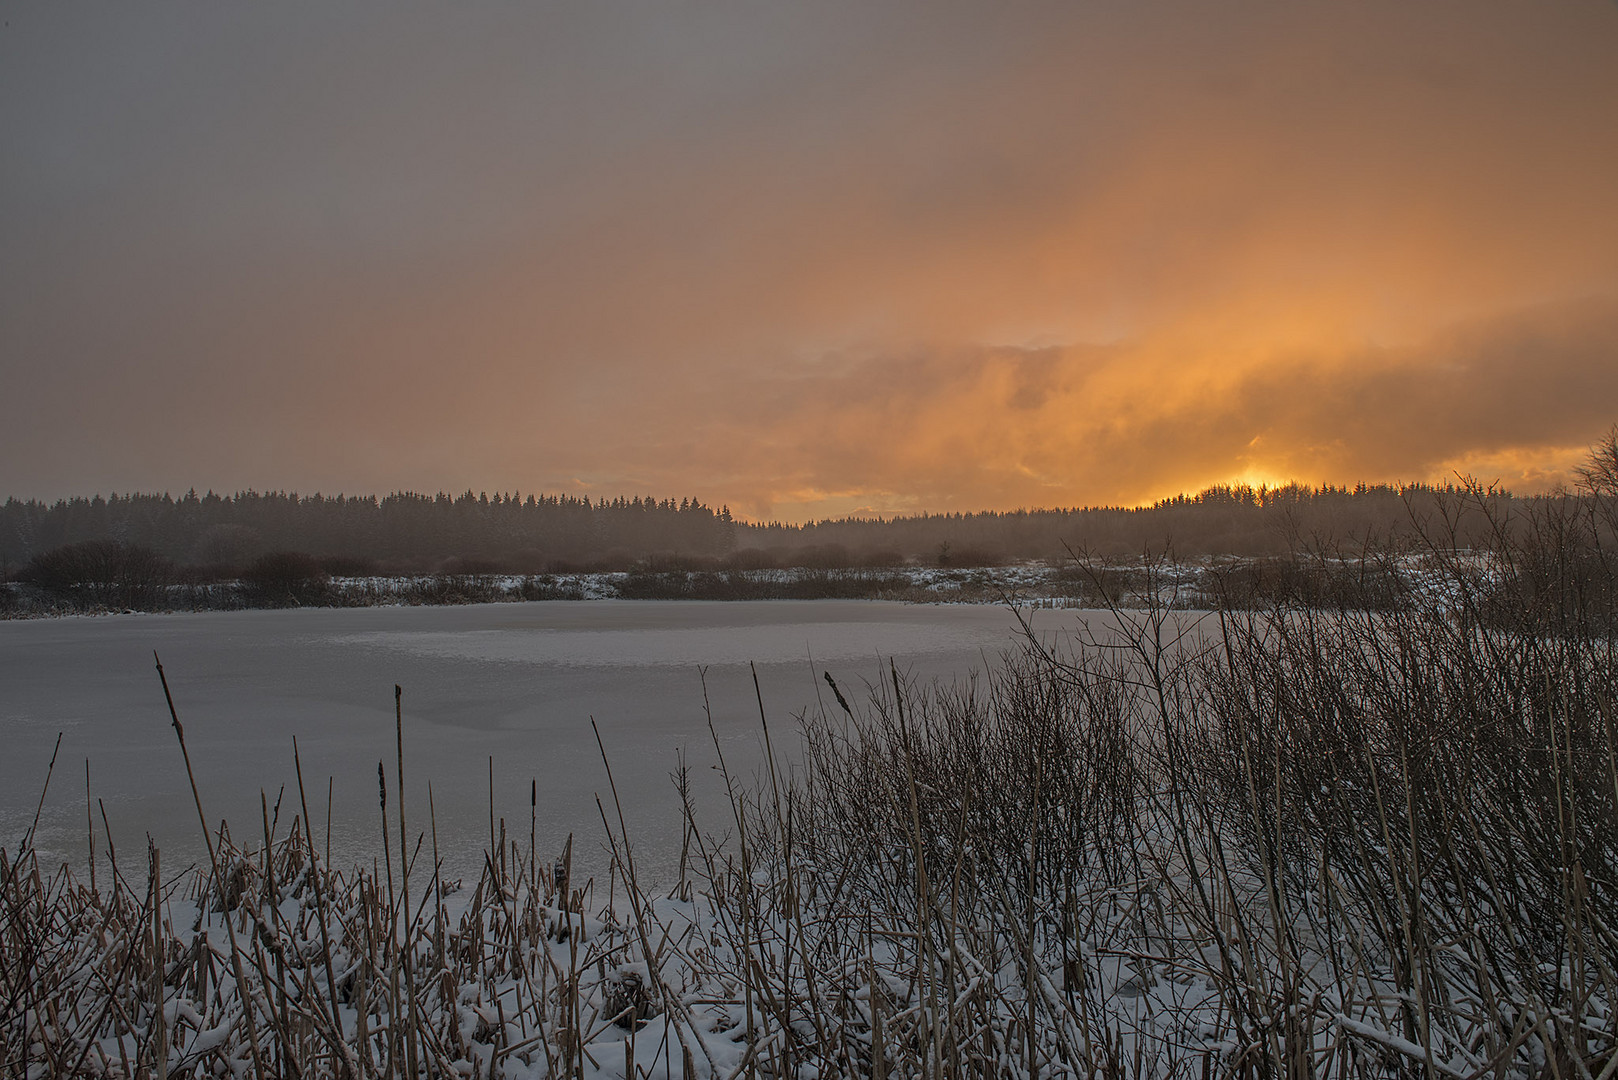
[3,2,1617,521]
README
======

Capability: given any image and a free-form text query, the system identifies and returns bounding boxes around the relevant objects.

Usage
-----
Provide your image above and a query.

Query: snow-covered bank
[3,551,1469,617]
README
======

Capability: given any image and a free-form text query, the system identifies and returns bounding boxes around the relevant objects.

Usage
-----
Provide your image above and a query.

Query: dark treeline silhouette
[0,481,1516,585]
[0,489,736,577]
[742,480,1509,564]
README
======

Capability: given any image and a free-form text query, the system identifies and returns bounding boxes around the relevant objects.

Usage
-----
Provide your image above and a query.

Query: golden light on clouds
[2,2,1616,519]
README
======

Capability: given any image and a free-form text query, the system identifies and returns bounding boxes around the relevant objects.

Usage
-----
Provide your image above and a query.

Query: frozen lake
[1,600,1047,887]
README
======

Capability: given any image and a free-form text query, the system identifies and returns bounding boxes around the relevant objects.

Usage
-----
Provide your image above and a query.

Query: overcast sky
[4,2,1616,519]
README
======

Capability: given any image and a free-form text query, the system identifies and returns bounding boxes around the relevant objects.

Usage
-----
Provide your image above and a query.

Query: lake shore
[1,551,1426,618]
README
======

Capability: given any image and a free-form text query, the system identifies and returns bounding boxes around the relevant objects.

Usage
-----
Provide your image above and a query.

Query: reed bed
[4,478,1617,1078]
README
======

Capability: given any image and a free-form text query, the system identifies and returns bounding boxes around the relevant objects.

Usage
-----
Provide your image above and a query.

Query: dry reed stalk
[155,651,269,1080]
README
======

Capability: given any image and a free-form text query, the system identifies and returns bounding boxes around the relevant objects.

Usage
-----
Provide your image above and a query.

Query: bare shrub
[19,539,173,609]
[241,551,329,606]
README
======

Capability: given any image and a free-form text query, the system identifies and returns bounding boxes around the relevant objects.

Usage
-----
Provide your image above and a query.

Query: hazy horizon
[5,3,1616,522]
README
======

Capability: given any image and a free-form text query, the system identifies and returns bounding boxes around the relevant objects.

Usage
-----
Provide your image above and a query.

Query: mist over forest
[0,480,1514,583]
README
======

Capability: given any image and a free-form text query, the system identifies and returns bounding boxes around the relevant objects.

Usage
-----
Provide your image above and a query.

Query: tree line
[1,481,1520,581]
[743,480,1511,565]
[0,475,1600,615]
[0,489,736,577]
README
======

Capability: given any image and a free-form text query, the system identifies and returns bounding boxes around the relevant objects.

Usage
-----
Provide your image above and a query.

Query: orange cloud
[637,295,1618,518]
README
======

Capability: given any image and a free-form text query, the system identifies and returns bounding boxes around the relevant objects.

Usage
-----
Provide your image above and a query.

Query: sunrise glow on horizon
[4,2,1616,523]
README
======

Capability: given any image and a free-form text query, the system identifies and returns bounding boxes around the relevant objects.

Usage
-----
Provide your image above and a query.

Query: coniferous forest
[1,481,1510,579]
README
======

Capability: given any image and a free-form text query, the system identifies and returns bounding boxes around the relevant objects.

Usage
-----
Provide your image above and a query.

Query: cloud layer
[609,295,1618,518]
[3,2,1616,518]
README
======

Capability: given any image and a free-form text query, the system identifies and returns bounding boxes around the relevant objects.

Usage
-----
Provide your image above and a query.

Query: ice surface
[0,599,1036,886]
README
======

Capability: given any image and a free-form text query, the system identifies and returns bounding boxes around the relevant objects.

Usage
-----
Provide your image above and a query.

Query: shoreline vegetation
[1,481,1514,582]
[0,556,1419,618]
[4,433,1618,1077]
[0,475,1578,619]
